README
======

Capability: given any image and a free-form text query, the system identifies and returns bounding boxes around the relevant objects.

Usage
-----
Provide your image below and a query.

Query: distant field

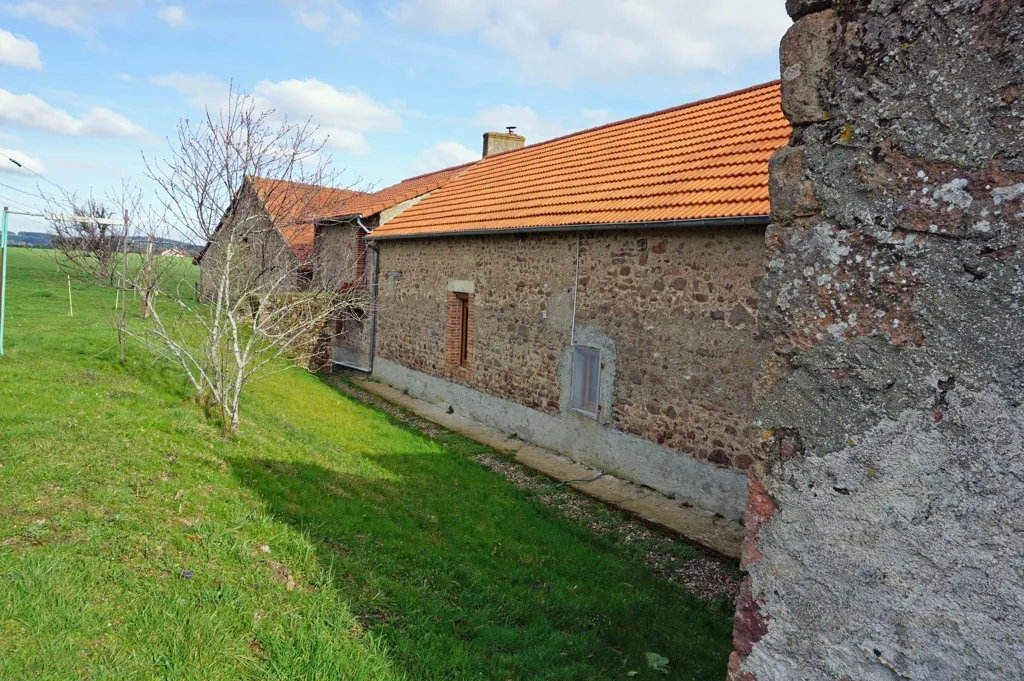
[0,247,733,681]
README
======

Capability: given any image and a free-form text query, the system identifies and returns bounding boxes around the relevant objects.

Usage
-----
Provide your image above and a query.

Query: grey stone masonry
[730,2,1024,680]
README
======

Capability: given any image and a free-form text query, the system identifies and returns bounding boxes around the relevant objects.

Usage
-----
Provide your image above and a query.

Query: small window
[571,346,601,418]
[457,293,470,367]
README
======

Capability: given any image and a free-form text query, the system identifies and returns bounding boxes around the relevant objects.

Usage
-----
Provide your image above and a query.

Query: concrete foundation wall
[731,2,1024,680]
[372,356,748,521]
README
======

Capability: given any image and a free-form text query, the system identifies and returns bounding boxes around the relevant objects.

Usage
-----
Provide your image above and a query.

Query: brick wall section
[374,225,768,472]
[730,1,1024,680]
[444,291,474,380]
[354,230,366,283]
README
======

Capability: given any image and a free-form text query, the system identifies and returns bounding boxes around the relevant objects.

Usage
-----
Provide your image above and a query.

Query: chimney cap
[506,126,516,134]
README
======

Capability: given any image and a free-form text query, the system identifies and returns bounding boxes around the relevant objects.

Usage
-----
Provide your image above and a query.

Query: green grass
[0,247,733,680]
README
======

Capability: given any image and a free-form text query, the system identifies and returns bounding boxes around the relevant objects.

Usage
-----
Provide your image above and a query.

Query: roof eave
[316,213,361,224]
[366,215,770,241]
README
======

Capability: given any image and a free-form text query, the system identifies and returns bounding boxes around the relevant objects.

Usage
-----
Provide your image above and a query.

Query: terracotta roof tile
[248,176,363,260]
[372,82,789,239]
[337,162,477,219]
[246,163,475,260]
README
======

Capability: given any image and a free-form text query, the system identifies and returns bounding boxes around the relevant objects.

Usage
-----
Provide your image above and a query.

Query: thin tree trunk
[140,237,153,319]
[119,211,129,366]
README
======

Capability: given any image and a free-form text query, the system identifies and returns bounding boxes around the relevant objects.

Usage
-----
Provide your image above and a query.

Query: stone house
[310,163,479,367]
[347,82,790,526]
[198,176,362,299]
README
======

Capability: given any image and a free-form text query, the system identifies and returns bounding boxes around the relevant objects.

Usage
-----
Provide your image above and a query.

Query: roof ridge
[323,160,481,219]
[383,159,480,187]
[476,80,782,165]
[246,174,367,195]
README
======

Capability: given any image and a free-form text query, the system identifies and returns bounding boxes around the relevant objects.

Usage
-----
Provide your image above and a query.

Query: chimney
[482,127,526,158]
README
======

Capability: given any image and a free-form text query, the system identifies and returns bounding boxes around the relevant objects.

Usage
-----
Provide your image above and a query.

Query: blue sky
[0,0,790,229]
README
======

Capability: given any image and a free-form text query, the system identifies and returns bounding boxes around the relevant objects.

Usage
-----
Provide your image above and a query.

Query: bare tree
[47,192,128,286]
[136,87,369,434]
[42,182,149,364]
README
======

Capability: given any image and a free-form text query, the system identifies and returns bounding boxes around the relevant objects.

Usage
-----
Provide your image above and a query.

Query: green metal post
[0,206,8,356]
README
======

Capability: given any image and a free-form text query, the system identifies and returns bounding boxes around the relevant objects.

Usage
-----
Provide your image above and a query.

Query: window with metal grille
[571,346,600,417]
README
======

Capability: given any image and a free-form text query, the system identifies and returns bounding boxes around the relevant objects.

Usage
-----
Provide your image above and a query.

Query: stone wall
[199,186,301,299]
[575,228,766,470]
[312,218,377,369]
[375,233,577,413]
[313,219,367,292]
[330,309,371,368]
[373,225,769,475]
[730,1,1024,680]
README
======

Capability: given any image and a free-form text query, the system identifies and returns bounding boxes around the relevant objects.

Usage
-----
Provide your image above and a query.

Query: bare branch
[131,86,370,434]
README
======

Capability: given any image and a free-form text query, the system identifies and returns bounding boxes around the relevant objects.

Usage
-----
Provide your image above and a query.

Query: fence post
[0,207,8,355]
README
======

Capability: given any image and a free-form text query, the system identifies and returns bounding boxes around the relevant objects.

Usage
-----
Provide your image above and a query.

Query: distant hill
[9,232,53,247]
[126,237,202,254]
[6,232,201,254]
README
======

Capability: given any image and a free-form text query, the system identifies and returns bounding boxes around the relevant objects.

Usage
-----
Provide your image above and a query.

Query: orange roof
[336,162,477,219]
[372,82,789,239]
[248,176,363,260]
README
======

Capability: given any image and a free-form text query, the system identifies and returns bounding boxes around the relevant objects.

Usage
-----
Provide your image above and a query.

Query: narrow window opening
[457,293,470,367]
[571,346,601,418]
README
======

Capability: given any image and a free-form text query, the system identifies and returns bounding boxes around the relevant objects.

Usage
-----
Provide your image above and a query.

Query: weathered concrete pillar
[730,1,1024,679]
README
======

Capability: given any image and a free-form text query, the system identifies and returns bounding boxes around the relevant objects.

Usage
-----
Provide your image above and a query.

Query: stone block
[779,10,839,125]
[785,0,832,21]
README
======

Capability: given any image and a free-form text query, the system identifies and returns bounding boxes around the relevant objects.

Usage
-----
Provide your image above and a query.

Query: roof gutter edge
[367,215,770,241]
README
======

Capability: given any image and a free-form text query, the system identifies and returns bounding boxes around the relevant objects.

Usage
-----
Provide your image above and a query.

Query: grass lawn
[0,247,734,680]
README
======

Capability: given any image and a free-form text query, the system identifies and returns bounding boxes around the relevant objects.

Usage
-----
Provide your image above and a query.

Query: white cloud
[410,141,477,174]
[152,74,400,155]
[3,0,141,38]
[278,0,360,36]
[391,0,790,85]
[0,146,45,175]
[473,105,563,144]
[0,28,43,69]
[0,88,146,137]
[6,0,362,40]
[254,79,400,138]
[158,5,187,28]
